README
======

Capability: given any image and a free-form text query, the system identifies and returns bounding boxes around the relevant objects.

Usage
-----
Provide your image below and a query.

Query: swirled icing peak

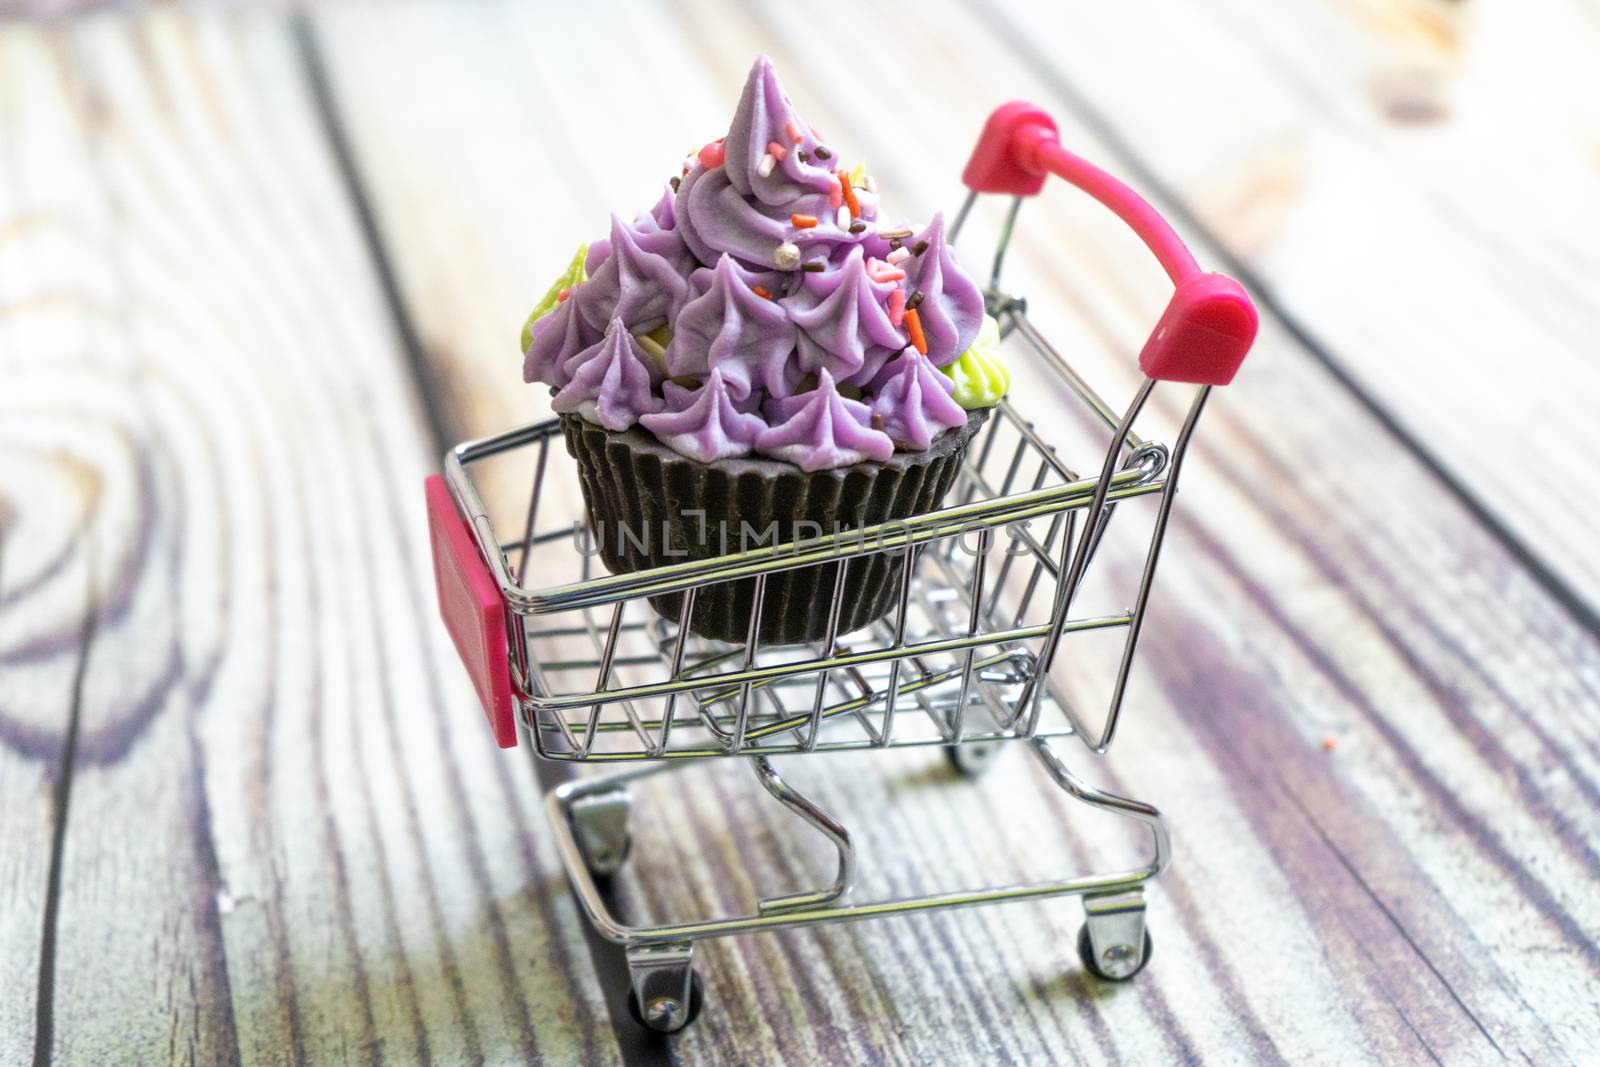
[639,183,677,233]
[899,213,984,366]
[524,292,600,388]
[724,54,842,204]
[639,369,769,463]
[755,369,894,471]
[665,254,799,399]
[583,185,678,278]
[574,213,693,335]
[521,242,587,353]
[675,56,878,272]
[871,352,968,449]
[783,246,904,384]
[552,317,664,431]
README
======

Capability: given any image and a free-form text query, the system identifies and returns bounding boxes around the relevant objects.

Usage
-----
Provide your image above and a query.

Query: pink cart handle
[425,475,518,747]
[962,103,1258,386]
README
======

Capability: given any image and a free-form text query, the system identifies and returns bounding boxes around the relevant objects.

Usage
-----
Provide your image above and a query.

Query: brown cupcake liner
[559,410,988,645]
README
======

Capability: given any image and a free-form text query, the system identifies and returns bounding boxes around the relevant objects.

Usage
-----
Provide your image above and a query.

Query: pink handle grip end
[425,475,517,748]
[1138,273,1258,386]
[961,102,1059,197]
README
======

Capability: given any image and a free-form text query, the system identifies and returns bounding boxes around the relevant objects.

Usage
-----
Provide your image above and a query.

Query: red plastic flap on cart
[1137,273,1258,386]
[425,475,517,748]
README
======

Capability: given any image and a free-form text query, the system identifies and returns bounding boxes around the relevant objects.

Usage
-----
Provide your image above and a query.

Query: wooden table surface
[4,1,1598,1064]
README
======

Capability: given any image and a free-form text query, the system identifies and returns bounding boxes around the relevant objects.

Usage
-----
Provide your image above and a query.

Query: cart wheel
[571,789,632,878]
[1077,923,1152,981]
[944,741,1002,777]
[627,969,704,1034]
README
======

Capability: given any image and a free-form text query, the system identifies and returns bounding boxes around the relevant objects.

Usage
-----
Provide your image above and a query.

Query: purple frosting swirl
[900,213,985,366]
[552,317,664,431]
[783,245,905,386]
[585,184,678,274]
[724,54,839,203]
[755,369,894,471]
[675,56,876,271]
[687,256,785,300]
[665,255,800,399]
[870,352,968,449]
[523,294,599,388]
[638,369,769,462]
[574,213,694,335]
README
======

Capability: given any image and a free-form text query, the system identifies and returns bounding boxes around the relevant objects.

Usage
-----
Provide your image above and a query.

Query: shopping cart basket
[426,103,1257,1033]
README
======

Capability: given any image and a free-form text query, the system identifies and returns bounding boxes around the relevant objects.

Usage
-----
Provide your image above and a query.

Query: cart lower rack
[427,102,1256,1032]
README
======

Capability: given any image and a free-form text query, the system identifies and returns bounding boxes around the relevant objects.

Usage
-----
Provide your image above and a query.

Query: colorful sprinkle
[557,287,572,303]
[838,171,860,217]
[786,119,803,143]
[848,220,867,234]
[698,141,725,168]
[669,175,681,192]
[912,239,930,257]
[798,149,810,163]
[752,285,773,300]
[757,153,776,179]
[767,140,789,161]
[801,261,826,273]
[814,146,832,161]
[836,205,850,229]
[905,307,927,355]
[1321,734,1338,752]
[866,258,907,283]
[887,247,911,265]
[869,413,885,431]
[907,289,925,310]
[888,288,906,327]
[774,242,801,270]
[878,226,913,240]
[828,182,843,209]
[888,238,903,251]
[791,213,819,228]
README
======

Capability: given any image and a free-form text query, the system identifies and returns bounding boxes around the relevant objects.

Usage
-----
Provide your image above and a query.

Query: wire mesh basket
[426,101,1256,1033]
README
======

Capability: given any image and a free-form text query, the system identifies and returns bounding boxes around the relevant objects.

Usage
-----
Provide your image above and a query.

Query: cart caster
[625,944,703,1034]
[944,741,1002,777]
[1078,924,1152,981]
[1078,889,1151,981]
[571,788,631,878]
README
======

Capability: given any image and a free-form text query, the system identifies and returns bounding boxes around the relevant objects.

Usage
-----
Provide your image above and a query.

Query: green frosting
[520,243,588,352]
[941,314,1010,409]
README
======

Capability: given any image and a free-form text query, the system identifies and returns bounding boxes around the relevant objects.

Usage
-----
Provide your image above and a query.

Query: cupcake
[522,56,1009,644]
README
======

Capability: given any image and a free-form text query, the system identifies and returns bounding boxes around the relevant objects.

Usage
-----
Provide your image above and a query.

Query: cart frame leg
[752,756,855,914]
[542,737,1169,945]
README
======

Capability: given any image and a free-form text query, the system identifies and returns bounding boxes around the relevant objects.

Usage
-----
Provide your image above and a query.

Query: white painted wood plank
[0,11,616,1065]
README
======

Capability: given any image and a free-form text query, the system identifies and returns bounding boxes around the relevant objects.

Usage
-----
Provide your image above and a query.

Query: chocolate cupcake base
[560,411,988,645]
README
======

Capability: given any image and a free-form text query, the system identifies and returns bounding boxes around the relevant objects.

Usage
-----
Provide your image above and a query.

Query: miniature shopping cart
[426,103,1256,1033]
